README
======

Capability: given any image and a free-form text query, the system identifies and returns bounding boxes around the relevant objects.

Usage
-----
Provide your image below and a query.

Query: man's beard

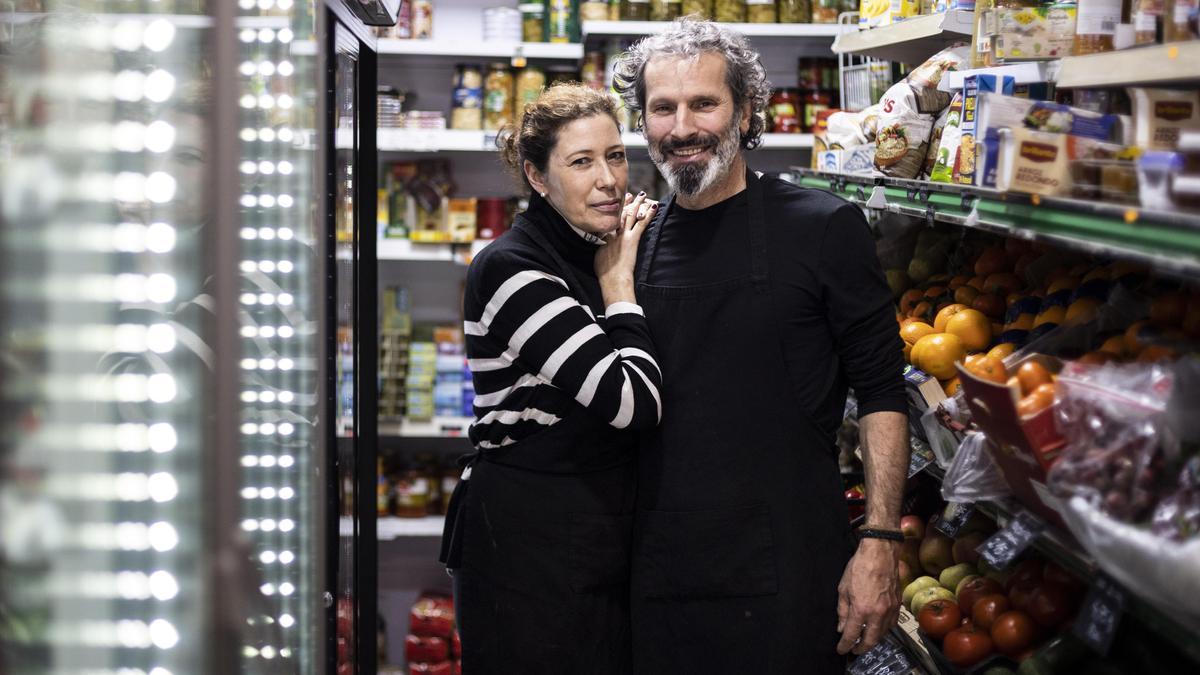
[647,112,741,197]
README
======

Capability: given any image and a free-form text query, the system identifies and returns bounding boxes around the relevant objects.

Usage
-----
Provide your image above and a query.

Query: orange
[954,285,981,306]
[1082,267,1111,284]
[1017,383,1056,418]
[924,285,949,300]
[910,301,935,324]
[1016,361,1053,397]
[1099,334,1126,356]
[972,293,1006,320]
[901,321,936,346]
[1014,252,1037,277]
[1007,313,1035,332]
[1065,298,1100,324]
[987,343,1017,361]
[968,276,987,292]
[1034,306,1066,328]
[900,289,924,315]
[1076,351,1114,365]
[934,304,969,332]
[975,247,1010,277]
[1047,276,1081,296]
[985,272,1022,297]
[1124,320,1150,354]
[964,354,1008,384]
[1137,345,1177,363]
[949,275,971,290]
[946,308,993,352]
[915,333,966,380]
[943,376,963,397]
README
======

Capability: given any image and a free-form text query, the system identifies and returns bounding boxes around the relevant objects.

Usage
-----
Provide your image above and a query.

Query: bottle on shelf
[521,1,547,42]
[683,0,715,18]
[651,0,684,19]
[778,0,811,22]
[1164,0,1200,41]
[621,0,652,19]
[714,0,747,22]
[580,1,612,21]
[747,0,778,22]
[1073,0,1123,54]
[546,0,582,42]
[483,63,515,131]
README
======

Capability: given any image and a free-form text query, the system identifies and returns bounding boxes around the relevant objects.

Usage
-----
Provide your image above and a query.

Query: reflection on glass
[0,6,209,674]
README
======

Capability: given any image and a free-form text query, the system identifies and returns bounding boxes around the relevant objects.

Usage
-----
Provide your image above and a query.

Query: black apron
[630,171,855,674]
[440,217,636,675]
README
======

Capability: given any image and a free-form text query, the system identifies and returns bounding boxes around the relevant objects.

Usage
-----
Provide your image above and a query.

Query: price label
[976,510,1044,571]
[934,502,975,538]
[1072,574,1125,656]
[907,437,934,478]
[847,637,913,675]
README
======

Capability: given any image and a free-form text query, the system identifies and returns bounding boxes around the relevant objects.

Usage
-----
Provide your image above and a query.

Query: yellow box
[859,0,920,28]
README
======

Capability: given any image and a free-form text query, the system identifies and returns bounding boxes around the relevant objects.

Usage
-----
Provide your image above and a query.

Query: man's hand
[836,537,901,655]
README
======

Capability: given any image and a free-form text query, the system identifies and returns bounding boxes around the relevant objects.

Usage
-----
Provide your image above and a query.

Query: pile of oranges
[891,231,1200,398]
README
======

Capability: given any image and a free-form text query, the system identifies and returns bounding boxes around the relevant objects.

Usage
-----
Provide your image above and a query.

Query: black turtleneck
[462,192,665,450]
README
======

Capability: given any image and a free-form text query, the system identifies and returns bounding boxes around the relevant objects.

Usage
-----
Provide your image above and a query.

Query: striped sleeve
[465,248,662,431]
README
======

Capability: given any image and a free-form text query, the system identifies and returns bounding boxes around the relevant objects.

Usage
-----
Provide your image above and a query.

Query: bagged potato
[875,80,934,178]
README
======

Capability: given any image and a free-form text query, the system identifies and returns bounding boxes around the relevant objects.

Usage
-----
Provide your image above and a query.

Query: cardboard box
[958,353,1068,528]
[990,4,1077,62]
[859,0,920,28]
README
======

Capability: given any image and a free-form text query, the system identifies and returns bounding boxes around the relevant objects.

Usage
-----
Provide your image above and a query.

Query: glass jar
[812,0,839,22]
[521,2,547,42]
[715,0,747,21]
[393,470,430,519]
[545,0,580,43]
[580,1,611,21]
[769,89,800,132]
[1073,0,1122,54]
[802,89,831,132]
[621,0,652,19]
[1165,0,1199,41]
[484,63,515,131]
[651,0,684,19]
[778,0,811,21]
[451,64,484,130]
[516,66,547,109]
[747,0,777,21]
[683,0,714,17]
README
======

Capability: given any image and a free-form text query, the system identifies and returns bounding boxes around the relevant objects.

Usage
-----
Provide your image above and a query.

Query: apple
[957,575,1004,617]
[919,531,956,577]
[912,585,957,616]
[940,563,977,592]
[952,531,986,566]
[899,538,921,572]
[900,514,926,540]
[903,576,941,608]
[898,559,918,590]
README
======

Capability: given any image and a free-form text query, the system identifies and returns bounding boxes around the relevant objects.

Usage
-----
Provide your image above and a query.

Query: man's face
[642,52,750,197]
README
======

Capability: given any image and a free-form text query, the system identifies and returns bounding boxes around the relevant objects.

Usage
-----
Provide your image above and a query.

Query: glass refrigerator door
[328,9,378,675]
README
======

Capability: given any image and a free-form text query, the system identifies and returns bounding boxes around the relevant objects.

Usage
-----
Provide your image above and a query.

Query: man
[613,19,910,674]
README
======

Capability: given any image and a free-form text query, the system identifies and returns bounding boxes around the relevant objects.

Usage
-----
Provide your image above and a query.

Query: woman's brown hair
[497,83,621,190]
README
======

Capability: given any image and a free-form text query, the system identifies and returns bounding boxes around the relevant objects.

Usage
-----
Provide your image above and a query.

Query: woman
[439,83,661,673]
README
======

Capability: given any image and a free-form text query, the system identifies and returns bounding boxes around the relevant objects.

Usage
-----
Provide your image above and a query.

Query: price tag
[976,510,1044,571]
[847,638,913,675]
[906,437,934,478]
[934,502,975,538]
[1072,574,1125,656]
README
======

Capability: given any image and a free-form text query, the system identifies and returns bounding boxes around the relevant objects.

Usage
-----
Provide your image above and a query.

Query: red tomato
[971,593,1011,630]
[958,576,1004,616]
[1027,583,1079,629]
[1004,559,1044,593]
[919,599,963,640]
[943,624,994,668]
[844,488,865,521]
[991,610,1037,656]
[1042,562,1085,596]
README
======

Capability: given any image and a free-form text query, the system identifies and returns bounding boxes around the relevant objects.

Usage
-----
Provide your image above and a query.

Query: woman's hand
[595,192,657,306]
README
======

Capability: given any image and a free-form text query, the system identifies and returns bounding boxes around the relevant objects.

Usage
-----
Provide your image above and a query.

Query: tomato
[845,488,865,521]
[1016,361,1053,396]
[943,624,995,668]
[971,593,1011,630]
[991,610,1037,656]
[1004,559,1044,593]
[919,599,963,640]
[1026,583,1079,629]
[1042,562,1084,596]
[957,576,1004,617]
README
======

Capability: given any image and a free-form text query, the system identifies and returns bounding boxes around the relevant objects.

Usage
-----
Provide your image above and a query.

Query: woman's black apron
[629,171,855,674]
[440,216,637,675]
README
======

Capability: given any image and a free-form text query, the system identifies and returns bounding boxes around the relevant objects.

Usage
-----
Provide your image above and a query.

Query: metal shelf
[379,416,473,438]
[376,38,583,60]
[832,10,974,64]
[938,61,1059,92]
[340,515,445,538]
[791,168,1200,279]
[1057,42,1200,89]
[375,238,492,263]
[377,129,812,152]
[582,20,845,39]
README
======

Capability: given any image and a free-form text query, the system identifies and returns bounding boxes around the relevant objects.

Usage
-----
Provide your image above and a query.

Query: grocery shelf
[379,416,473,438]
[377,38,584,60]
[582,20,845,39]
[832,10,974,64]
[378,238,480,263]
[938,61,1060,92]
[791,168,1200,279]
[340,515,446,538]
[378,129,813,152]
[1057,42,1200,89]
[921,462,1200,666]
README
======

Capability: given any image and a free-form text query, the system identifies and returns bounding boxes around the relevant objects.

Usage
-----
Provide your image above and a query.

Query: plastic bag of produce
[941,431,1013,502]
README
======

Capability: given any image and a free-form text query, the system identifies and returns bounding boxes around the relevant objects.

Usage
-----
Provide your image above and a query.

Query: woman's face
[525,114,628,236]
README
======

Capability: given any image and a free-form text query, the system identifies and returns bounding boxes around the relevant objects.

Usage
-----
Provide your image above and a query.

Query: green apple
[911,586,956,616]
[955,574,981,597]
[939,563,977,592]
[902,576,941,608]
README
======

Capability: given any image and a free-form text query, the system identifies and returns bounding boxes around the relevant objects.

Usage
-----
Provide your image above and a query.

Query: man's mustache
[657,133,719,155]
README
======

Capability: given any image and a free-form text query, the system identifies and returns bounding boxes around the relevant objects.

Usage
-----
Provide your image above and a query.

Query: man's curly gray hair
[612,17,772,150]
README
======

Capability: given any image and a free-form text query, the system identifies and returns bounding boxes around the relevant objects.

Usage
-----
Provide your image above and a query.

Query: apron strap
[637,193,673,285]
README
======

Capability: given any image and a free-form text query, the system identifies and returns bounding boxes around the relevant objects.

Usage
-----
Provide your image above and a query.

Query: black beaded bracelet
[857,528,905,542]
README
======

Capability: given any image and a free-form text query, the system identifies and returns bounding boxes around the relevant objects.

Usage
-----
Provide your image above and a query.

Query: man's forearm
[859,410,910,529]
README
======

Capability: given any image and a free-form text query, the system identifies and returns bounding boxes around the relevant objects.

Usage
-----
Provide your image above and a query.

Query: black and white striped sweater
[463,195,662,451]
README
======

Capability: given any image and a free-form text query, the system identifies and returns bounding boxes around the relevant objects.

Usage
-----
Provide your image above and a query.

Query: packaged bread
[1130,88,1200,151]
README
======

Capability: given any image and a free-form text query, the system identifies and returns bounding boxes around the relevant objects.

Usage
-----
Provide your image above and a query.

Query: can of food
[484,63,515,131]
[452,64,485,130]
[476,198,509,240]
[412,0,434,38]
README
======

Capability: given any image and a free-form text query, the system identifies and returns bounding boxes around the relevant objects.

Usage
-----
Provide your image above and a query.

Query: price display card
[934,502,976,538]
[906,437,934,478]
[1072,574,1125,656]
[976,510,1045,571]
[847,637,914,675]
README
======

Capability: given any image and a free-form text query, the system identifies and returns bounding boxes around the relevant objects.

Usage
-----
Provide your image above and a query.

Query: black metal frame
[324,5,379,673]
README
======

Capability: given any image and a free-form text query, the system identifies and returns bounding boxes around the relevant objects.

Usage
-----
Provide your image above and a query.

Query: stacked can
[483,6,523,42]
[451,65,484,131]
